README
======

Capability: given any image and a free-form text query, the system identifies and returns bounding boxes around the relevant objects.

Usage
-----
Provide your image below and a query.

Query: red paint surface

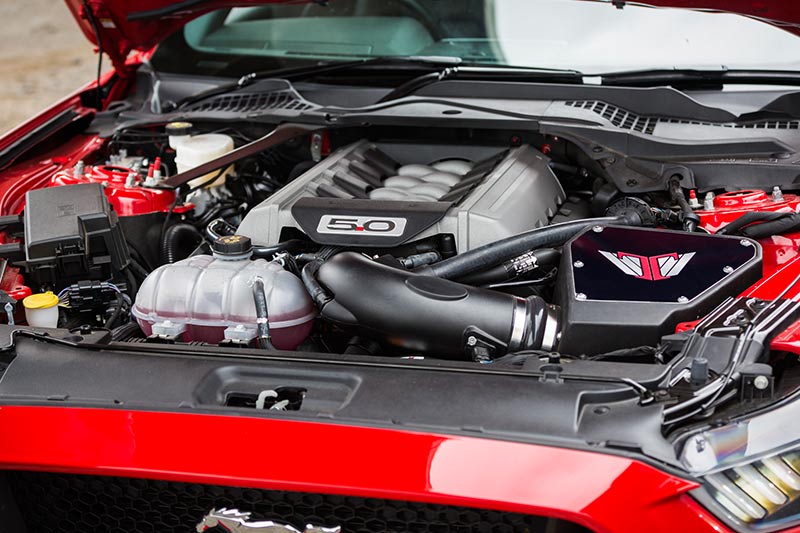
[50,164,179,216]
[696,189,800,234]
[0,405,731,533]
[0,135,104,217]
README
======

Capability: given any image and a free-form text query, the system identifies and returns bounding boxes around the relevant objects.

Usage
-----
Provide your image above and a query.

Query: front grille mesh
[5,471,590,533]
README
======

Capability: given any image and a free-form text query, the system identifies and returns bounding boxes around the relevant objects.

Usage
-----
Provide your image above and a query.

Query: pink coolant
[132,254,315,349]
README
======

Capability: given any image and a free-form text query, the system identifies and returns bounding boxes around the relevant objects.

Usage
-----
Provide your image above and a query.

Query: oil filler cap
[213,235,253,257]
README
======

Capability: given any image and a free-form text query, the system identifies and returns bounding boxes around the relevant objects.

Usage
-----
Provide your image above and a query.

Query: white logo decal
[317,215,407,237]
[599,250,696,281]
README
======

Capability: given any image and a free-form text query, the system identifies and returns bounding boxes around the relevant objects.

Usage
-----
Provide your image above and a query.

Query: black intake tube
[420,216,632,280]
[316,252,559,359]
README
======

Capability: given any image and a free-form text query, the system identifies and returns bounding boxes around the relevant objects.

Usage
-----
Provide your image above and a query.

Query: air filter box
[555,225,761,356]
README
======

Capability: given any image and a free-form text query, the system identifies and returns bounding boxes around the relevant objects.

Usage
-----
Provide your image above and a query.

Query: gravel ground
[0,0,100,135]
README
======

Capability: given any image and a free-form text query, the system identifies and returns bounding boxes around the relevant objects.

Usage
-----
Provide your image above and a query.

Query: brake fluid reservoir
[169,125,234,189]
[132,236,315,349]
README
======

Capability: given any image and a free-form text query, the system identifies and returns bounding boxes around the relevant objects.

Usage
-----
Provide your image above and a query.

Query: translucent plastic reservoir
[170,133,234,188]
[132,255,315,349]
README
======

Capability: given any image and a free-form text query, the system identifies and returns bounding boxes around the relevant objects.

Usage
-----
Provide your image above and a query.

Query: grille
[564,100,657,134]
[5,471,591,533]
[185,90,314,113]
[563,100,800,134]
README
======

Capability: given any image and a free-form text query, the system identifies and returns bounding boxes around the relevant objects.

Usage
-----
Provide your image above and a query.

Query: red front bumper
[0,404,740,533]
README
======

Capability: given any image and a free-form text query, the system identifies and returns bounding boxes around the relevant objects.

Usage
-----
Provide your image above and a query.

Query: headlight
[681,393,800,531]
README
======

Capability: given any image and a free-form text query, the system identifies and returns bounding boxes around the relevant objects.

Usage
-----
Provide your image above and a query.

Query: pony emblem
[197,508,341,533]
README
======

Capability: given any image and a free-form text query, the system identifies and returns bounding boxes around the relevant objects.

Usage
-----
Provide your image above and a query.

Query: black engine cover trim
[291,196,450,247]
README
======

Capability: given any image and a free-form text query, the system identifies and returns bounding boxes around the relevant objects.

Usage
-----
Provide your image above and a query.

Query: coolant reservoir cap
[213,235,253,257]
[23,291,59,310]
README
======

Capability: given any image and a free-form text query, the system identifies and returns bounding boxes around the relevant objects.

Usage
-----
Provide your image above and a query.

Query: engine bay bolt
[753,375,770,390]
[703,191,715,211]
[466,335,478,347]
[772,186,785,202]
[677,296,689,303]
[723,266,734,274]
[73,160,85,178]
[576,293,587,301]
[592,226,604,233]
[740,239,753,247]
[124,172,137,188]
[688,190,701,209]
[574,260,584,268]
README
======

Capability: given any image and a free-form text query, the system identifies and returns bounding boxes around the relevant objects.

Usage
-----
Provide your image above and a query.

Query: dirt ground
[0,0,99,134]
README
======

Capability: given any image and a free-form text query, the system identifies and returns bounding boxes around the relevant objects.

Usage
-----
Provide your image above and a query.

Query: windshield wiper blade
[174,56,462,110]
[377,65,584,103]
[600,69,800,88]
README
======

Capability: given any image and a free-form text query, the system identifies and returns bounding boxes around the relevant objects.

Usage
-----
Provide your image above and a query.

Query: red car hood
[66,0,800,76]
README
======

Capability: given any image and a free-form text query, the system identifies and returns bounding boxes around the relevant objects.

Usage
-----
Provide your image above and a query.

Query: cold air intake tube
[314,252,560,359]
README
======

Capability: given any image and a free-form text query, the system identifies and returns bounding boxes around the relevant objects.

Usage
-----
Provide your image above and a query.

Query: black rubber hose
[457,248,561,286]
[123,267,138,299]
[669,179,698,232]
[206,218,237,241]
[421,216,633,280]
[741,215,800,239]
[718,211,797,238]
[104,293,124,329]
[252,278,275,350]
[111,321,142,341]
[161,223,203,264]
[301,259,331,308]
[252,239,307,259]
[128,257,151,280]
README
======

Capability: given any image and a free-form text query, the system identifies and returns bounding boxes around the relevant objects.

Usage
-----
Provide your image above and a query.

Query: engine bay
[1,120,796,367]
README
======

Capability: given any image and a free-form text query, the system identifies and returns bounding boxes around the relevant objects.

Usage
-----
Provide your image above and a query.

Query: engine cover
[237,141,566,251]
[555,225,762,356]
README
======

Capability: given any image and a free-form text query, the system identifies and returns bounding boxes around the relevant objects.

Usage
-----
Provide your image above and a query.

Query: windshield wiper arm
[174,56,462,110]
[600,69,800,88]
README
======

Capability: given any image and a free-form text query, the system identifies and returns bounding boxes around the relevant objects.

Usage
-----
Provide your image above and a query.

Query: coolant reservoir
[169,125,234,189]
[131,237,315,349]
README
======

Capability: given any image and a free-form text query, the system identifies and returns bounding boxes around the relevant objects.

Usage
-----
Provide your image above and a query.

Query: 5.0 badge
[316,214,407,237]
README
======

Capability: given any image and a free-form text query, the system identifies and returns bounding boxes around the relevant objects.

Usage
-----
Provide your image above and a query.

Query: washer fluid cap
[23,292,59,309]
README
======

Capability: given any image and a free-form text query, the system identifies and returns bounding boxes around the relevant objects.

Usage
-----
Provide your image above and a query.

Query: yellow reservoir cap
[23,292,59,310]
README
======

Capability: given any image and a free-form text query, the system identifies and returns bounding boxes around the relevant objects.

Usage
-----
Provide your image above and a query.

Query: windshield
[150,0,800,77]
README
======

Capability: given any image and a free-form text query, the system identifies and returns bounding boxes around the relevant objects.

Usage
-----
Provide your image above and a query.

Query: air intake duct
[315,252,559,359]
